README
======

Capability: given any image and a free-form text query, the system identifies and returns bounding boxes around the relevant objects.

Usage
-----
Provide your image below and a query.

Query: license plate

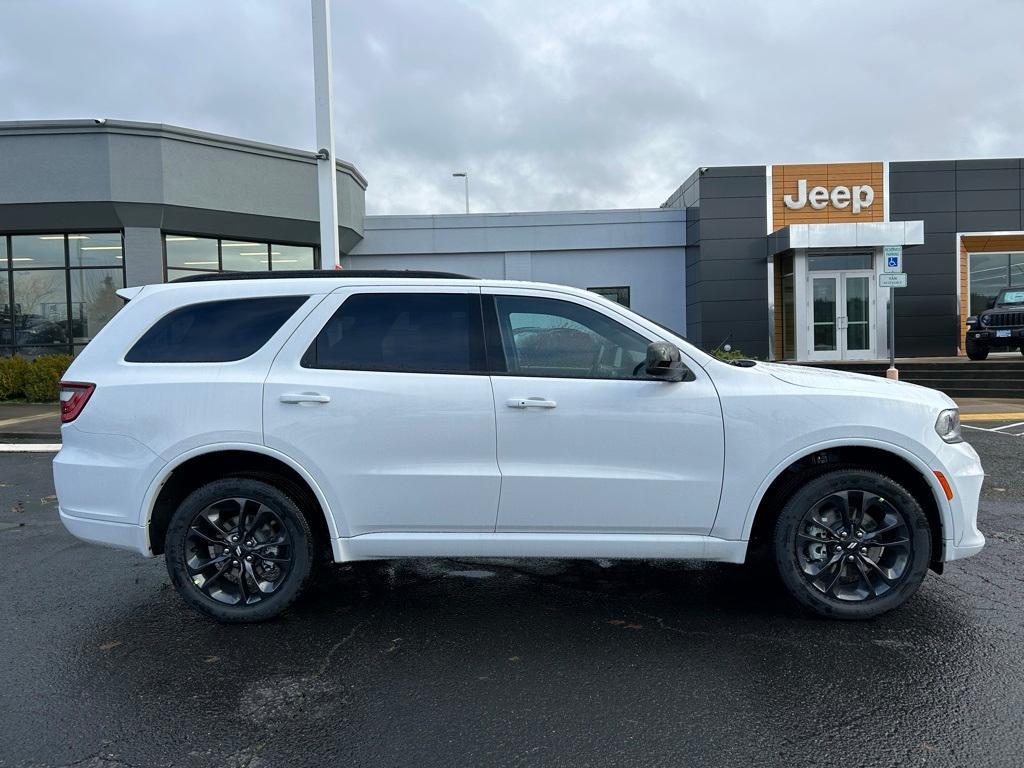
[996,329,1011,338]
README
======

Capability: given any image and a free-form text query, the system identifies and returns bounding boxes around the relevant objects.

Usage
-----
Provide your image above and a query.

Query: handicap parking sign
[883,245,902,273]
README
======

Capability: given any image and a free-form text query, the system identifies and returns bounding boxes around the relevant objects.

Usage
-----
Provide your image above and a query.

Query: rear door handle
[279,392,331,405]
[506,397,557,409]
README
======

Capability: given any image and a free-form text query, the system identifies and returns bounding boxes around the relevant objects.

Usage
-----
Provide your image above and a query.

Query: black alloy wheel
[774,469,931,619]
[184,497,293,606]
[166,478,315,622]
[795,489,911,601]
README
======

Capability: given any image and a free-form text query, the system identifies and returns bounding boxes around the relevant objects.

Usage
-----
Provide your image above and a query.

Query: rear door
[484,287,725,535]
[264,285,501,537]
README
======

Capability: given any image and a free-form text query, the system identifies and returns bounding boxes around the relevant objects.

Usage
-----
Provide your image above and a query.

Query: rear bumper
[59,507,151,555]
[53,426,164,556]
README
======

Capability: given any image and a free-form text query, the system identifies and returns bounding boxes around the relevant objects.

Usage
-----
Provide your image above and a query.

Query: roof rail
[171,269,475,283]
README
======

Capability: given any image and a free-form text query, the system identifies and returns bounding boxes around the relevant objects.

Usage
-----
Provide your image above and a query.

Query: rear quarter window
[125,296,307,363]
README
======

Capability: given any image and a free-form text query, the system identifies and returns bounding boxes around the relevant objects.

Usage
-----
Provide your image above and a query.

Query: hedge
[0,354,73,402]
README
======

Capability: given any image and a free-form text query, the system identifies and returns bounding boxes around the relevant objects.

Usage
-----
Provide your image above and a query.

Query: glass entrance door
[807,271,875,360]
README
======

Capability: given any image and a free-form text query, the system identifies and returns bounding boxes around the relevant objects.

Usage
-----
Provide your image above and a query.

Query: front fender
[726,436,951,545]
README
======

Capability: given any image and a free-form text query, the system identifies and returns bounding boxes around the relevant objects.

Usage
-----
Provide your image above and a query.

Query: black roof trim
[171,269,475,283]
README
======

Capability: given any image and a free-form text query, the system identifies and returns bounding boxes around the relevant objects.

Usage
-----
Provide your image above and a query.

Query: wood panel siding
[959,232,1024,355]
[959,237,969,355]
[772,162,884,230]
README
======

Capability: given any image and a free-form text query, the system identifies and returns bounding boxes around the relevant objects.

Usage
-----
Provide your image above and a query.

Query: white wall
[347,209,687,332]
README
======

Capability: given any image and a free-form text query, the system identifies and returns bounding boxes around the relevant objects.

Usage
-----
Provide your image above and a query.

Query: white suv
[54,271,985,622]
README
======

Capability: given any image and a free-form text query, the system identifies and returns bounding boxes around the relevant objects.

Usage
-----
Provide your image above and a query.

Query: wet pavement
[1,431,1022,767]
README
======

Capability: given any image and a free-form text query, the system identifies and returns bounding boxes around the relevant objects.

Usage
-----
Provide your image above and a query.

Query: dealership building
[1,119,1022,361]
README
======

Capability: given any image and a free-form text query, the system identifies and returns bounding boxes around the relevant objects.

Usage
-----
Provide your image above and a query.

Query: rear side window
[125,296,307,363]
[303,292,485,374]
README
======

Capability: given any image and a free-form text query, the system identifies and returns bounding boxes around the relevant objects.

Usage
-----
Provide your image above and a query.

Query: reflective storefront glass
[221,241,268,272]
[1,233,126,358]
[163,234,318,279]
[272,244,316,271]
[969,252,1024,315]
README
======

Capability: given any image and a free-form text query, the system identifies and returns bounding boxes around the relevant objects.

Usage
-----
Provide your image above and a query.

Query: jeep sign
[783,179,875,214]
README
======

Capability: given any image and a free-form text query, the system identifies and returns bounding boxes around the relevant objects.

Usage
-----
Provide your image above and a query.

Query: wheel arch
[143,443,340,560]
[744,440,948,571]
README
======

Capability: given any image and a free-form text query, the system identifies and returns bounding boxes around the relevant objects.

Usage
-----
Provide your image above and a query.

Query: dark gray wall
[668,166,768,357]
[889,158,1023,356]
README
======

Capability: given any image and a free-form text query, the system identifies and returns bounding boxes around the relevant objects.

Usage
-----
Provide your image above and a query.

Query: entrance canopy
[769,221,925,363]
[768,221,924,255]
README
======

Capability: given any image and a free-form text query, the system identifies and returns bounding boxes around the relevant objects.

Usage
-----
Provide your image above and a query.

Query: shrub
[712,347,756,362]
[22,354,73,402]
[0,355,31,400]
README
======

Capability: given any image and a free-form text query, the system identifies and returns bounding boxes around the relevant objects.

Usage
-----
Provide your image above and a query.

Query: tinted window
[305,293,485,374]
[493,295,651,379]
[126,296,307,363]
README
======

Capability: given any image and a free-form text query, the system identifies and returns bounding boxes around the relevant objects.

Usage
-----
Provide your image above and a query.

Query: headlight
[966,315,978,326]
[935,408,962,444]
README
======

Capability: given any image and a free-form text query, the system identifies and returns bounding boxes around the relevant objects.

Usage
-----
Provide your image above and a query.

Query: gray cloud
[1,0,1022,214]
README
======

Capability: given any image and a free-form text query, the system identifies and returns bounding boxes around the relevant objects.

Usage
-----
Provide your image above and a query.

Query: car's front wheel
[773,469,931,619]
[965,337,989,360]
[165,478,316,622]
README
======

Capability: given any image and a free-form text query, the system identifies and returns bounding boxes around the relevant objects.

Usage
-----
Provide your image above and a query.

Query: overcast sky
[2,0,1022,215]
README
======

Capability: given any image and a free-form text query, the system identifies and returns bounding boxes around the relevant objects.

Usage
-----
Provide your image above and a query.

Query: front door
[807,272,875,361]
[484,288,725,535]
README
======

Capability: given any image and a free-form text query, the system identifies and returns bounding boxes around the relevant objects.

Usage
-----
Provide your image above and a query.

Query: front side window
[493,295,651,379]
[304,292,486,374]
[125,296,307,363]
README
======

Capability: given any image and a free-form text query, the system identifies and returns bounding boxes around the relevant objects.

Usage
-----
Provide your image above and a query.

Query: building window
[163,234,318,281]
[807,251,873,271]
[1,233,126,359]
[587,286,630,307]
[969,252,1024,315]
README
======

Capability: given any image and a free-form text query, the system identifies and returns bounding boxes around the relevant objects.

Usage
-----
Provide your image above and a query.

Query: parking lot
[1,429,1022,768]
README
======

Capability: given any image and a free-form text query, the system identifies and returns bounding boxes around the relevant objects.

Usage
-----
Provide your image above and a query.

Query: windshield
[997,290,1024,306]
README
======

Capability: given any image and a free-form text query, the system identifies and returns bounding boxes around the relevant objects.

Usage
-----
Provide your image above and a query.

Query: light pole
[452,172,469,214]
[311,0,340,269]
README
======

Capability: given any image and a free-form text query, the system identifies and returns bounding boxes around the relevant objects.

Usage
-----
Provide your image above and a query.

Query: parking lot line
[960,412,1024,423]
[992,421,1024,431]
[0,412,56,428]
[0,443,62,452]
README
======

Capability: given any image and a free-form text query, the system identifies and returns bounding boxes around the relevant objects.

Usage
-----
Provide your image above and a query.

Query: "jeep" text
[783,179,874,214]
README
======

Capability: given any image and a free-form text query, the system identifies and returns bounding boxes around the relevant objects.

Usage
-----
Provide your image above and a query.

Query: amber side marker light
[934,471,954,501]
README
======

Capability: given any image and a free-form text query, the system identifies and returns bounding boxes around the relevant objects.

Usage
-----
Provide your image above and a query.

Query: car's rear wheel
[165,478,315,622]
[773,469,931,619]
[965,337,989,360]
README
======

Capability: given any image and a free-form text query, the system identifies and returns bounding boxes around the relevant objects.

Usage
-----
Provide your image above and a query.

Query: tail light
[59,382,95,423]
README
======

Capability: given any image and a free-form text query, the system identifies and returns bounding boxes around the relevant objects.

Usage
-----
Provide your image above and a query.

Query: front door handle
[279,392,331,405]
[506,397,557,409]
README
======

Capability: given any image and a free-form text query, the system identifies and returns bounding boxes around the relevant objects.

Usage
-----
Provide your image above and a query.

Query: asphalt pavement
[1,431,1022,767]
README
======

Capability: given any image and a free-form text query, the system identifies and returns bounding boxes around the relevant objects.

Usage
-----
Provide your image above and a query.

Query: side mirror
[644,342,689,382]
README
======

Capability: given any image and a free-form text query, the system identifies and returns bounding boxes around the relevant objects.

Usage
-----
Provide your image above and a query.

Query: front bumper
[967,327,1024,346]
[937,441,985,562]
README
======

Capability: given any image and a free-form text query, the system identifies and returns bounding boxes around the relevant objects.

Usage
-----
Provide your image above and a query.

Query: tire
[965,337,989,360]
[773,469,931,620]
[165,477,316,622]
